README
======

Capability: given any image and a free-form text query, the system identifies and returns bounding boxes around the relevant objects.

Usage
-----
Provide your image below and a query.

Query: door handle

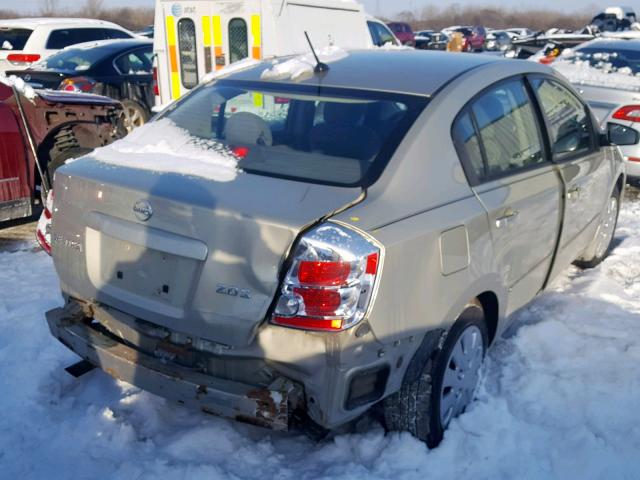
[567,186,582,201]
[495,209,519,229]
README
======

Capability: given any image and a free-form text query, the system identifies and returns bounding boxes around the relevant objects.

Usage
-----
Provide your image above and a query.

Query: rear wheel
[575,187,620,269]
[383,301,488,448]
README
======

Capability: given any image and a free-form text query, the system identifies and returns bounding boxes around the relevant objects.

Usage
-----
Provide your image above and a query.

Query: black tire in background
[383,300,488,448]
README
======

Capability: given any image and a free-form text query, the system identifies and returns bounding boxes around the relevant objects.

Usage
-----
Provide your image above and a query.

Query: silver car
[554,38,640,181]
[46,50,629,448]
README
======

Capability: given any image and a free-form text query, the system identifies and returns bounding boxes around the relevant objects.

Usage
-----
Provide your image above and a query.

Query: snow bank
[3,197,640,478]
[0,73,38,100]
[261,46,348,82]
[553,50,640,92]
[86,118,239,182]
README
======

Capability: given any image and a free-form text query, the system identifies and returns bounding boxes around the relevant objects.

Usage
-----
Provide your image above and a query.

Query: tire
[45,129,92,185]
[383,300,488,448]
[122,100,149,132]
[574,186,621,269]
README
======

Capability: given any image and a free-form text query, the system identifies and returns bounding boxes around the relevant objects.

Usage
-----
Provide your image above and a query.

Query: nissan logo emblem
[133,200,153,222]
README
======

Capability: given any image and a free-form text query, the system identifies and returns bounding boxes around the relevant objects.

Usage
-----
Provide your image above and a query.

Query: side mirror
[605,122,639,146]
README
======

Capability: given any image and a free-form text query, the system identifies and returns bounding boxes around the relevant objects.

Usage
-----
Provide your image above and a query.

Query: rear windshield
[46,28,131,49]
[163,80,427,187]
[0,28,33,50]
[39,47,111,72]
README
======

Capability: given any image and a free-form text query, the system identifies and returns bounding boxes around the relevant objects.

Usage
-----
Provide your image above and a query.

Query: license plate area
[86,228,199,309]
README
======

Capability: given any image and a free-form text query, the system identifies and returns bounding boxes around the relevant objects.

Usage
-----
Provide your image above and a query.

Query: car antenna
[304,31,329,74]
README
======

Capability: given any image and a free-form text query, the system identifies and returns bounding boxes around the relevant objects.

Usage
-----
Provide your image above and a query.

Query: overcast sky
[11,0,640,17]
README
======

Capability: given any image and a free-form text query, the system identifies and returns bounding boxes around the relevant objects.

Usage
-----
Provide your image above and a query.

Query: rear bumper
[46,303,298,431]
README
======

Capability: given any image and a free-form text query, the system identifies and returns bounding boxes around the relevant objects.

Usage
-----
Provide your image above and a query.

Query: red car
[0,80,124,226]
[387,22,415,46]
[447,26,487,52]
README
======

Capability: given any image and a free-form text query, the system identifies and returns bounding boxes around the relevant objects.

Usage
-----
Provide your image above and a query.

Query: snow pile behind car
[84,118,239,182]
[553,49,640,92]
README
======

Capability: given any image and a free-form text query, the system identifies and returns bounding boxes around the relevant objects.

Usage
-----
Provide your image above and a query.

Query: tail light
[613,105,640,123]
[152,66,159,96]
[59,77,96,93]
[7,53,40,65]
[36,190,54,255]
[272,222,382,332]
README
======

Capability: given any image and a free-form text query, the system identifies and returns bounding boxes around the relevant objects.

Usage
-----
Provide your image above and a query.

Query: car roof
[0,18,125,29]
[222,49,511,98]
[62,38,152,51]
[579,38,640,50]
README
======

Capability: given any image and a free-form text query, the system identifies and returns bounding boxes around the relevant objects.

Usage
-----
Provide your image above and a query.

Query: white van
[153,0,372,105]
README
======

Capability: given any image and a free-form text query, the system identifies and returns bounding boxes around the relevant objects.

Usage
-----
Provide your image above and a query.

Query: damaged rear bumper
[46,303,298,431]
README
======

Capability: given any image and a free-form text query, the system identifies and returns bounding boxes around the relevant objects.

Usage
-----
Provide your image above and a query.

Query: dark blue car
[7,38,153,130]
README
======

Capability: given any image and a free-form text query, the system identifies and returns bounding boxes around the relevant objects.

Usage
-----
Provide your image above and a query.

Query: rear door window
[531,78,594,159]
[114,48,153,74]
[452,111,485,182]
[0,28,33,50]
[177,19,198,88]
[453,79,547,184]
[46,28,130,49]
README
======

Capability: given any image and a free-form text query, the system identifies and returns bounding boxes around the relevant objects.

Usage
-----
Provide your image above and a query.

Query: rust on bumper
[46,304,296,431]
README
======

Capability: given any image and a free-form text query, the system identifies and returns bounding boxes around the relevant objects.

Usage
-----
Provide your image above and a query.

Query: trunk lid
[6,69,67,90]
[52,158,362,347]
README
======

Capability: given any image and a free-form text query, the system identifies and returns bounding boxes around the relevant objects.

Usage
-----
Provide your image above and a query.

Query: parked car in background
[415,30,449,50]
[367,17,401,47]
[387,22,415,46]
[8,39,154,131]
[553,38,640,182]
[591,6,637,32]
[45,50,627,449]
[506,27,536,38]
[485,30,516,52]
[444,26,486,51]
[0,18,134,73]
[0,77,124,226]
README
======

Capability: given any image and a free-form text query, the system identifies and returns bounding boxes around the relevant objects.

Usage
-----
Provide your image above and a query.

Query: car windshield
[572,46,640,74]
[162,80,428,187]
[0,28,32,50]
[37,47,111,72]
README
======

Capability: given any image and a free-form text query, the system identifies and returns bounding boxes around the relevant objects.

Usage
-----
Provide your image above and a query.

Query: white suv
[0,18,134,73]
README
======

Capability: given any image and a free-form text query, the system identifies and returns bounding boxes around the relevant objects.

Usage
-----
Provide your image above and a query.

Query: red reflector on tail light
[298,261,350,286]
[272,316,343,331]
[7,53,40,63]
[613,105,640,123]
[366,253,379,275]
[153,66,159,96]
[60,77,96,93]
[36,229,51,255]
[293,288,341,316]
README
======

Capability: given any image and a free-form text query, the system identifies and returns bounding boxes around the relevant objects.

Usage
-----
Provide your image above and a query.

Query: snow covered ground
[2,195,640,479]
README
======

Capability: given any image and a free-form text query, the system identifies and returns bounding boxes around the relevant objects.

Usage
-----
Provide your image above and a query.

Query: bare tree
[83,0,104,18]
[39,0,60,16]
